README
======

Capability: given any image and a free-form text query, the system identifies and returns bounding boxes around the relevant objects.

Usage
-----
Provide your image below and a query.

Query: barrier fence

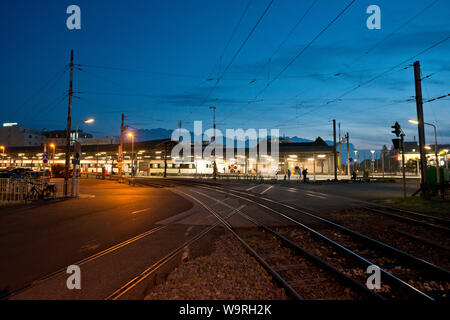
[0,178,68,204]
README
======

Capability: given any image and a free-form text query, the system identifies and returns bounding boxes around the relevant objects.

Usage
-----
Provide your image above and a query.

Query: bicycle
[25,180,56,201]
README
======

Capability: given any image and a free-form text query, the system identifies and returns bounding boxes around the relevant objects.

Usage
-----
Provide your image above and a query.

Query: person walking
[302,168,308,183]
[287,169,291,180]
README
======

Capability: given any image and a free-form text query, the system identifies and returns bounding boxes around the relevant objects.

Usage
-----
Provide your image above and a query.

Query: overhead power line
[326,36,450,104]
[183,0,275,122]
[254,0,319,79]
[76,64,203,79]
[16,66,68,114]
[210,0,254,78]
[254,0,356,98]
[221,0,356,125]
[424,93,450,104]
[347,0,440,69]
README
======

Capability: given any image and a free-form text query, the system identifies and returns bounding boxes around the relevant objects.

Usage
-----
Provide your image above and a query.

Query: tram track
[186,183,449,300]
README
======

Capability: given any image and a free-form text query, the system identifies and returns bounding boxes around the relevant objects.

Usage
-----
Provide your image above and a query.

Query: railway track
[105,207,240,300]
[363,206,450,233]
[188,183,450,300]
[187,189,382,300]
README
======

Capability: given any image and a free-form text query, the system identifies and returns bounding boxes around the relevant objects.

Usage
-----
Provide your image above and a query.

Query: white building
[0,123,45,147]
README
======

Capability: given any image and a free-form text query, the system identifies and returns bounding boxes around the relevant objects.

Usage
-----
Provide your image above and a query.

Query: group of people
[282,168,309,182]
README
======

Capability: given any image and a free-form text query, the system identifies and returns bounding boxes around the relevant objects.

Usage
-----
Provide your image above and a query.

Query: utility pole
[119,113,125,178]
[381,149,385,178]
[338,122,341,174]
[333,120,337,181]
[163,142,168,178]
[210,106,217,180]
[64,50,74,196]
[401,133,406,200]
[413,61,428,197]
[346,132,350,179]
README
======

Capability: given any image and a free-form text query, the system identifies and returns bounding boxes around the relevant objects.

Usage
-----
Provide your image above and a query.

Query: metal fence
[0,178,68,204]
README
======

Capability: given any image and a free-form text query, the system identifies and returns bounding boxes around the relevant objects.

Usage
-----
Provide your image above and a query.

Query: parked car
[55,168,73,178]
[0,171,22,179]
[8,168,34,176]
[27,170,51,179]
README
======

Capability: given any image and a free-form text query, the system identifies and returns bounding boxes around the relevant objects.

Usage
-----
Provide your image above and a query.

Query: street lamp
[75,118,95,142]
[72,118,95,197]
[354,150,358,171]
[370,150,375,177]
[50,144,56,165]
[128,132,135,176]
[409,119,440,185]
[209,106,217,180]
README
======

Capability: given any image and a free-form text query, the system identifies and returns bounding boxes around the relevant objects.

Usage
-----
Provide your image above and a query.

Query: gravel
[144,233,288,300]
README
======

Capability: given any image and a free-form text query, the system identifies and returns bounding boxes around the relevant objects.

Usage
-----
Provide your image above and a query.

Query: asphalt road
[0,179,193,297]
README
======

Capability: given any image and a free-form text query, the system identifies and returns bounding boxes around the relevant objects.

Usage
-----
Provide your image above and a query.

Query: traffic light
[391,122,401,137]
[392,138,401,150]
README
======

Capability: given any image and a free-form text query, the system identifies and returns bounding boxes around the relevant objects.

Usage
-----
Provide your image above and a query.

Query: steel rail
[194,184,444,300]
[363,206,450,233]
[192,189,384,300]
[176,190,304,300]
[105,206,241,300]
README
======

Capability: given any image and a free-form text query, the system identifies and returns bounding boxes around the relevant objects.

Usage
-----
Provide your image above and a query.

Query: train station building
[0,137,336,178]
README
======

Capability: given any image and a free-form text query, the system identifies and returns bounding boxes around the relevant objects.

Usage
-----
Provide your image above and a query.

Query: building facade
[0,125,46,147]
[0,137,339,179]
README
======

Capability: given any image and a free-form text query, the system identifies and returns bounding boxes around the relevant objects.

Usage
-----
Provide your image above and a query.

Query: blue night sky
[0,0,449,149]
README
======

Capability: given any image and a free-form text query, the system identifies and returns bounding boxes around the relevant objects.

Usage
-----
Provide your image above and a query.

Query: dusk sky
[0,0,449,149]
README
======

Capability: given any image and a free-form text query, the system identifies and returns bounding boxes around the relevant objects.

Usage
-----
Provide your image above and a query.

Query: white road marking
[305,192,327,199]
[184,226,193,236]
[131,208,151,214]
[260,185,274,195]
[246,185,260,191]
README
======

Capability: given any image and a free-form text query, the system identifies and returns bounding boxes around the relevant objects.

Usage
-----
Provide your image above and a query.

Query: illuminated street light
[128,133,135,176]
[50,144,56,165]
[370,150,375,177]
[75,118,95,142]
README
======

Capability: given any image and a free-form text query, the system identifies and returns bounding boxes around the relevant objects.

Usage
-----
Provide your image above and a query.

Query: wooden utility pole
[413,61,428,197]
[401,133,406,200]
[119,113,125,178]
[338,122,341,174]
[210,106,217,180]
[346,132,350,179]
[333,120,337,180]
[64,50,74,196]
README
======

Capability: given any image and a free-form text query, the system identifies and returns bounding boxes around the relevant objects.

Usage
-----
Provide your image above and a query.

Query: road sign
[118,154,123,162]
[43,152,48,159]
[43,159,48,164]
